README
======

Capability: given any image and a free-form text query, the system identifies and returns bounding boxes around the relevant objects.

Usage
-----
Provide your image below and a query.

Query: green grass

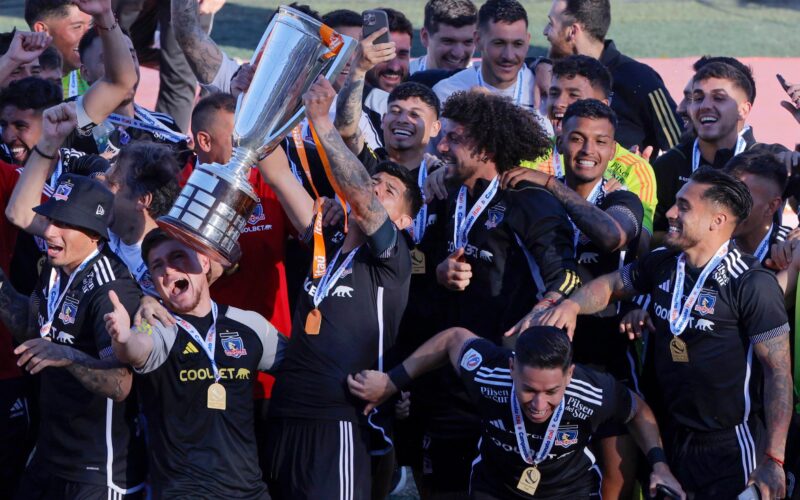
[2,1,799,61]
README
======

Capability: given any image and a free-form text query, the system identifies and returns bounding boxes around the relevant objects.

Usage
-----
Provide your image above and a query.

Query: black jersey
[459,339,634,499]
[270,218,411,423]
[32,244,146,490]
[599,40,682,155]
[621,245,789,431]
[135,304,286,498]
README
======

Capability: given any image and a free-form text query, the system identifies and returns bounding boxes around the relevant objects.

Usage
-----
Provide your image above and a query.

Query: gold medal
[516,466,541,495]
[411,248,426,274]
[670,337,689,363]
[305,308,322,335]
[207,382,226,410]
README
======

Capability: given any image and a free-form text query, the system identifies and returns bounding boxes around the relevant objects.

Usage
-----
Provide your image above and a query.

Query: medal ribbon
[308,120,349,234]
[411,160,428,244]
[106,110,187,144]
[476,66,524,106]
[754,224,773,262]
[173,302,221,382]
[691,125,749,172]
[291,126,329,279]
[669,241,729,335]
[510,383,565,466]
[552,142,564,179]
[41,248,100,337]
[312,246,360,308]
[453,176,499,249]
[68,71,79,98]
[569,178,605,251]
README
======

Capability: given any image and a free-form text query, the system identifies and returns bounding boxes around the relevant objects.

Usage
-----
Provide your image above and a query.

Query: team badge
[221,332,247,358]
[248,203,265,225]
[554,426,579,448]
[485,205,505,229]
[694,291,716,316]
[53,180,73,201]
[58,297,79,325]
[460,348,482,371]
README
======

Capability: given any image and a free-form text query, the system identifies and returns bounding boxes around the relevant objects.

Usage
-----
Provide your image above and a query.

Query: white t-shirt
[409,55,474,75]
[432,64,553,135]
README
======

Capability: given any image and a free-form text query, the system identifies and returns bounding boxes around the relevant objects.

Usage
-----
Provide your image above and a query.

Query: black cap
[33,173,113,238]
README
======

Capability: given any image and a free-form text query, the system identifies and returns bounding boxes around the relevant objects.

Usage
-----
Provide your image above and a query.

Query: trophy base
[157,164,257,267]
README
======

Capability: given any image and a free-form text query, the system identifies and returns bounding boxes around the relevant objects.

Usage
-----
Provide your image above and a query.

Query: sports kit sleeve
[738,269,790,344]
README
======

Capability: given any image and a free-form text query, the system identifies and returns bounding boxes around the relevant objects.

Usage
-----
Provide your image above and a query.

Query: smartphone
[362,9,390,44]
[655,484,681,500]
[737,485,761,500]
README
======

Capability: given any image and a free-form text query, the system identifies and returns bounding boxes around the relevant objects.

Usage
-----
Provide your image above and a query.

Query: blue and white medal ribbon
[312,246,360,308]
[691,125,749,172]
[453,176,499,249]
[669,242,729,335]
[173,302,220,382]
[476,66,524,106]
[754,224,773,262]
[411,160,428,244]
[510,383,565,466]
[41,248,100,337]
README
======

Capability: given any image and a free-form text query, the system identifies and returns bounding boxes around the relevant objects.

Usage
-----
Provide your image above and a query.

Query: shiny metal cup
[158,6,355,265]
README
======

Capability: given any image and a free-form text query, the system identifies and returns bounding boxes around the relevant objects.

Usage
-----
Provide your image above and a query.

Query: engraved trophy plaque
[158,6,356,265]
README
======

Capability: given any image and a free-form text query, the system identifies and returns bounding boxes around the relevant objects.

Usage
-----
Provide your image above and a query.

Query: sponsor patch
[460,348,482,371]
[694,291,716,316]
[221,332,247,358]
[555,425,579,448]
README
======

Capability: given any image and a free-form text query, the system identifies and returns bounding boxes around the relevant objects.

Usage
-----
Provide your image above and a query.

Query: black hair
[0,30,15,56]
[375,161,423,219]
[286,3,321,21]
[0,76,62,113]
[552,54,612,99]
[191,92,236,137]
[424,0,478,34]
[78,25,133,61]
[322,9,362,29]
[692,61,755,105]
[478,0,528,30]
[383,8,414,38]
[515,326,573,372]
[38,45,62,70]
[388,82,441,118]
[561,0,611,42]
[442,91,550,172]
[25,0,72,27]
[70,154,110,177]
[117,142,181,218]
[562,98,617,131]
[690,167,753,223]
[724,150,788,194]
[141,228,172,266]
[692,56,756,104]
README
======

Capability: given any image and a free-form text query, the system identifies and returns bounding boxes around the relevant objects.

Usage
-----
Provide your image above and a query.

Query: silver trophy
[158,6,356,265]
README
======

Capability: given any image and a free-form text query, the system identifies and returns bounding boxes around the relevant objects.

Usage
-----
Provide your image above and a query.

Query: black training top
[32,244,146,490]
[460,338,634,499]
[621,245,789,431]
[135,304,285,498]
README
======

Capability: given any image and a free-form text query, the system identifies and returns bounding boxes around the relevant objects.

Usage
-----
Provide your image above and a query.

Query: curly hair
[0,76,62,113]
[442,91,550,172]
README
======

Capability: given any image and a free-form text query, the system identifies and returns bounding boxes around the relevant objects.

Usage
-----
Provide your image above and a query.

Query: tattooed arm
[305,77,388,235]
[171,0,224,84]
[14,338,132,401]
[334,29,396,153]
[0,269,37,342]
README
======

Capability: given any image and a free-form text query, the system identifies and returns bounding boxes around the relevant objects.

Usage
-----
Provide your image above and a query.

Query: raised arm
[0,30,51,85]
[255,145,315,234]
[5,102,77,235]
[334,28,395,154]
[348,327,478,413]
[73,0,138,124]
[171,0,224,85]
[0,267,37,343]
[305,76,388,235]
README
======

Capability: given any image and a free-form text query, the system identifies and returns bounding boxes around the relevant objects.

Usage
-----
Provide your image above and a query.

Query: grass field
[2,0,800,61]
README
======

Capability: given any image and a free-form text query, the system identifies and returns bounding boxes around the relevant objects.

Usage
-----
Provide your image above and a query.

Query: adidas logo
[183,343,199,355]
[659,280,671,292]
[9,398,25,418]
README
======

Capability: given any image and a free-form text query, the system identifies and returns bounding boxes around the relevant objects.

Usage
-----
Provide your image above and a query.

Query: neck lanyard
[68,71,79,98]
[453,176,499,249]
[552,142,564,179]
[48,157,63,193]
[570,178,605,250]
[670,241,729,335]
[510,383,565,466]
[106,106,187,144]
[691,126,749,172]
[754,224,774,262]
[411,160,428,244]
[41,248,100,337]
[173,302,220,381]
[312,246,360,308]
[476,66,524,106]
[417,56,427,73]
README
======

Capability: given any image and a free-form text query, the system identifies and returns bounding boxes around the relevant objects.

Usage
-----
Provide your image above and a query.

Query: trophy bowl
[157,6,356,266]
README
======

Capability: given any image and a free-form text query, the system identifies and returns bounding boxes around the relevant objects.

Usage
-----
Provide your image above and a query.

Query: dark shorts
[265,418,371,500]
[470,463,601,499]
[421,431,481,494]
[0,377,34,500]
[14,467,144,500]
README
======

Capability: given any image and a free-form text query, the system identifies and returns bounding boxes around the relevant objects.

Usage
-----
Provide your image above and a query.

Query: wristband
[765,452,784,467]
[646,447,667,467]
[95,18,119,31]
[544,174,557,192]
[32,145,57,160]
[387,364,412,391]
